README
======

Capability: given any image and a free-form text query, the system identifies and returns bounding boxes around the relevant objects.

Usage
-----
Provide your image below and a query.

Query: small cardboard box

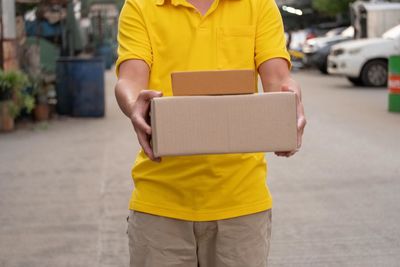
[150,93,297,157]
[171,69,256,96]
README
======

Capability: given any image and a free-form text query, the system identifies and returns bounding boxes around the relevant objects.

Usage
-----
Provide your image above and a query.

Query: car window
[325,27,345,37]
[383,25,400,40]
[341,27,354,38]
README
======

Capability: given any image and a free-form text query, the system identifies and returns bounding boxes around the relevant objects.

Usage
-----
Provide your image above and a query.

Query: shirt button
[198,22,207,29]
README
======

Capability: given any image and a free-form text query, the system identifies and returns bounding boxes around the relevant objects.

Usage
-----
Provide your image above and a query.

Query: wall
[1,0,18,70]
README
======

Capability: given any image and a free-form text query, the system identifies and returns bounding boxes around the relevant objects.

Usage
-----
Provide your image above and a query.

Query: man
[115,0,306,266]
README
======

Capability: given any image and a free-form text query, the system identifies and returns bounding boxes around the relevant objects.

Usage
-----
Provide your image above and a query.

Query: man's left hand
[275,81,307,158]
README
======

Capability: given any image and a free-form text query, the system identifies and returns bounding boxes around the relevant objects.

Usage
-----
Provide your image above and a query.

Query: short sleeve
[255,0,291,69]
[116,0,152,77]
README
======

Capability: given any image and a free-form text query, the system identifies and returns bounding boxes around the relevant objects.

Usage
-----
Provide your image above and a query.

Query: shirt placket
[172,0,220,27]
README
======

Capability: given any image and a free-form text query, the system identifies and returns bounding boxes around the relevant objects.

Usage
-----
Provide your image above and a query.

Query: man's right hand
[130,90,163,162]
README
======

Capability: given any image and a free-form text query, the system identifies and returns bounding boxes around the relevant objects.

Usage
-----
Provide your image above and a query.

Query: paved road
[0,69,399,267]
[267,70,400,267]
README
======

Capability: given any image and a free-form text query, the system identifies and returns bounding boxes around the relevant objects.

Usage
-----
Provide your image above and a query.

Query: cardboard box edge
[171,69,255,75]
[171,69,256,96]
[289,92,298,151]
[150,99,159,157]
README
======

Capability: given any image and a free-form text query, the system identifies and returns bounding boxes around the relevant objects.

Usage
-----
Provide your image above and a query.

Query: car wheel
[347,77,364,86]
[318,64,328,74]
[317,56,329,74]
[360,59,388,87]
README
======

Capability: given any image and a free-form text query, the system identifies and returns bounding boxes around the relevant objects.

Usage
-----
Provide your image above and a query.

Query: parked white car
[303,26,354,74]
[328,24,400,87]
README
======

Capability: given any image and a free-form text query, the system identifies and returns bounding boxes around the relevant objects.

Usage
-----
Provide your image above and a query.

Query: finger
[137,130,155,160]
[275,151,289,157]
[140,90,163,101]
[296,101,306,128]
[298,112,306,137]
[132,114,152,135]
[297,116,306,130]
[281,84,302,100]
[282,79,302,99]
[297,133,302,149]
[138,133,162,163]
[281,84,290,92]
[275,149,298,157]
[297,120,304,149]
[285,150,297,157]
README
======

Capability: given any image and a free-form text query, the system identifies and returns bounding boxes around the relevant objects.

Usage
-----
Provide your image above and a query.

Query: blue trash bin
[96,44,114,70]
[56,57,105,117]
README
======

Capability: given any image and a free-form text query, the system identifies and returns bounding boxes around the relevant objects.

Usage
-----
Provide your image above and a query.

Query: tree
[312,0,356,16]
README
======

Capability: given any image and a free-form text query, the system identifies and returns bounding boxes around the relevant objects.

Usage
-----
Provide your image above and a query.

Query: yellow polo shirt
[116,0,290,221]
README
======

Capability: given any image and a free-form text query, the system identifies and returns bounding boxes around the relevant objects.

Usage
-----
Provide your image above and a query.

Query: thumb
[281,85,291,92]
[149,90,162,97]
[142,90,163,100]
[153,90,163,97]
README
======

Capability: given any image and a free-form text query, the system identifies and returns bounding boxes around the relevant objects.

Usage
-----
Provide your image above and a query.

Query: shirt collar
[156,0,240,6]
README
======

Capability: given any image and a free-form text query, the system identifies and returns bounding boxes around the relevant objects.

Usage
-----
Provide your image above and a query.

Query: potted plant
[0,70,34,132]
[31,75,51,121]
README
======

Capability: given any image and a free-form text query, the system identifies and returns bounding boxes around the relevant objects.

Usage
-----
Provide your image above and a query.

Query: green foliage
[0,70,30,100]
[4,94,35,119]
[29,75,54,105]
[0,70,35,118]
[7,101,20,118]
[30,75,45,97]
[23,94,36,114]
[312,0,356,16]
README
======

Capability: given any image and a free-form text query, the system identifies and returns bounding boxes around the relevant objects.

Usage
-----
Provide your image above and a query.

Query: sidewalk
[0,70,134,267]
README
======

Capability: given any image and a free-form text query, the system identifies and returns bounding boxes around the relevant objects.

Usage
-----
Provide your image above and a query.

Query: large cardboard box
[171,69,256,96]
[151,92,298,157]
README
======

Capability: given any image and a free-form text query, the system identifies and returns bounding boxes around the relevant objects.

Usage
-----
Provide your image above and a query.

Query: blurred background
[0,0,400,266]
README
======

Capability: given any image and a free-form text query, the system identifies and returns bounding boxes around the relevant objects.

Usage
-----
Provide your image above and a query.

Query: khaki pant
[127,210,272,267]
